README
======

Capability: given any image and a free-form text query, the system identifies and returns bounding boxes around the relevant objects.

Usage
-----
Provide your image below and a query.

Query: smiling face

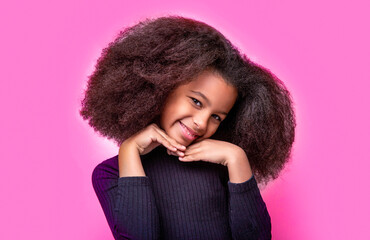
[159,70,238,146]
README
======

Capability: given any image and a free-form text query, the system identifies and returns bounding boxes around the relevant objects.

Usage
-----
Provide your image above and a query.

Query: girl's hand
[177,139,253,183]
[121,123,186,156]
[177,139,246,167]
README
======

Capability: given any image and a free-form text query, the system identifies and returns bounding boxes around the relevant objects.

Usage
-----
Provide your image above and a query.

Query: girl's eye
[190,97,202,107]
[212,114,222,122]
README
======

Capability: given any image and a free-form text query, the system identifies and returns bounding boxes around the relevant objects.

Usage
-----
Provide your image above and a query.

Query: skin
[119,70,252,183]
[159,69,238,147]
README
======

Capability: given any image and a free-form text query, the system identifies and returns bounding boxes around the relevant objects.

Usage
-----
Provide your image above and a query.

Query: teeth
[187,131,194,137]
[181,123,196,138]
[186,128,194,137]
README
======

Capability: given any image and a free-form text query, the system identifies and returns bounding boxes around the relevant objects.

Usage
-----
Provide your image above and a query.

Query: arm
[92,123,186,240]
[92,156,160,240]
[226,151,272,240]
[172,139,271,239]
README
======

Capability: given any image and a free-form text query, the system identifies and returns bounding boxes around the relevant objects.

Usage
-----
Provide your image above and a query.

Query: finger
[151,134,178,152]
[176,150,185,156]
[167,149,185,157]
[154,126,186,151]
[149,126,178,151]
[167,149,175,156]
[163,133,187,151]
[184,142,202,151]
[179,150,203,162]
[184,145,201,155]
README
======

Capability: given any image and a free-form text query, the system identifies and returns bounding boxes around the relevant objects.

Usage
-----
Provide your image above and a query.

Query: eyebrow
[190,90,228,115]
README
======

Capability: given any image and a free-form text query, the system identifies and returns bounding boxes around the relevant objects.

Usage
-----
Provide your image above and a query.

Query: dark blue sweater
[92,146,271,239]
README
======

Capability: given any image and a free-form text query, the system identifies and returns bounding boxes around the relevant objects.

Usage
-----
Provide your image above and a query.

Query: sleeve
[92,156,160,240]
[227,175,272,240]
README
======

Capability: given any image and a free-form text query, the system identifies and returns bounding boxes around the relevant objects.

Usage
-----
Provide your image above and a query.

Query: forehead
[178,70,238,109]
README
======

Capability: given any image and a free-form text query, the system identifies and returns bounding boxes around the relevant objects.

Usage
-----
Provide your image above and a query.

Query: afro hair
[80,15,296,183]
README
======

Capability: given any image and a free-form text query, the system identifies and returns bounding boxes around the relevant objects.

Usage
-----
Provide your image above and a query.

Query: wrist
[120,138,138,152]
[224,145,246,166]
[226,147,253,183]
[119,140,146,177]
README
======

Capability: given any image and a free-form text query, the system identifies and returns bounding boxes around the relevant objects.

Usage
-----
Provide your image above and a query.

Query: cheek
[160,102,178,122]
[161,104,185,128]
[202,123,220,139]
[160,108,174,129]
[170,100,192,117]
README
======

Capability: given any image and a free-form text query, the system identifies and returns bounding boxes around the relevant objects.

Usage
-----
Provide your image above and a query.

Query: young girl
[80,16,295,240]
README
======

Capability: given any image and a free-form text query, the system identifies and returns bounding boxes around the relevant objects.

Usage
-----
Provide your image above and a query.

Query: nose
[192,111,209,134]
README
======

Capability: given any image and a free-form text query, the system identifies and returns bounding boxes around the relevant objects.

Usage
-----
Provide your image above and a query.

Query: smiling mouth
[179,121,198,140]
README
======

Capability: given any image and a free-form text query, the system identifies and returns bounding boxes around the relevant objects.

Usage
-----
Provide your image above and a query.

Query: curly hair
[79,15,296,183]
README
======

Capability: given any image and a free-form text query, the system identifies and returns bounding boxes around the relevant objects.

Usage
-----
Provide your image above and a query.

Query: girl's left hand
[168,139,246,166]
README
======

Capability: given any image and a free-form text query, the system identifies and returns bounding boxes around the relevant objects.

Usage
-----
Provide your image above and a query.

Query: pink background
[1,0,369,239]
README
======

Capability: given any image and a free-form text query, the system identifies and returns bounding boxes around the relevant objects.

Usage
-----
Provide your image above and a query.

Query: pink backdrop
[1,0,369,239]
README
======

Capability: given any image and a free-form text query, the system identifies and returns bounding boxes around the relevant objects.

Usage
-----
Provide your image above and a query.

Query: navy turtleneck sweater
[92,146,271,239]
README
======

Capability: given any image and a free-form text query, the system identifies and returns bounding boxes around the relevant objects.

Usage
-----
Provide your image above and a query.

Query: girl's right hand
[120,123,186,156]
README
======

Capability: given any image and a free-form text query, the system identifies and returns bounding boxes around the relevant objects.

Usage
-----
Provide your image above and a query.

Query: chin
[180,137,193,146]
[178,135,195,147]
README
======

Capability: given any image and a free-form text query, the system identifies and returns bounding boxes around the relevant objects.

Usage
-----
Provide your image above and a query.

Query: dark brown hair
[80,15,296,183]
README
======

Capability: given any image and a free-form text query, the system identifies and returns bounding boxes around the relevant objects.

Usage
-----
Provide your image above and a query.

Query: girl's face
[159,70,238,146]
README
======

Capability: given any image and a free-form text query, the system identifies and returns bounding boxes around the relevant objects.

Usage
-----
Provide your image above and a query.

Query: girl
[80,16,295,240]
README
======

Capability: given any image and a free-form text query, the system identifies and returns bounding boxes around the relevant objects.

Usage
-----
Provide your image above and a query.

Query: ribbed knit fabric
[92,146,271,240]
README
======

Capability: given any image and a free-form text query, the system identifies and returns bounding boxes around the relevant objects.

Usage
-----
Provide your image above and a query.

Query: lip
[179,121,199,141]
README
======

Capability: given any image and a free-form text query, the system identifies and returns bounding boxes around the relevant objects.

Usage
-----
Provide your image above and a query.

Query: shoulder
[91,155,119,188]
